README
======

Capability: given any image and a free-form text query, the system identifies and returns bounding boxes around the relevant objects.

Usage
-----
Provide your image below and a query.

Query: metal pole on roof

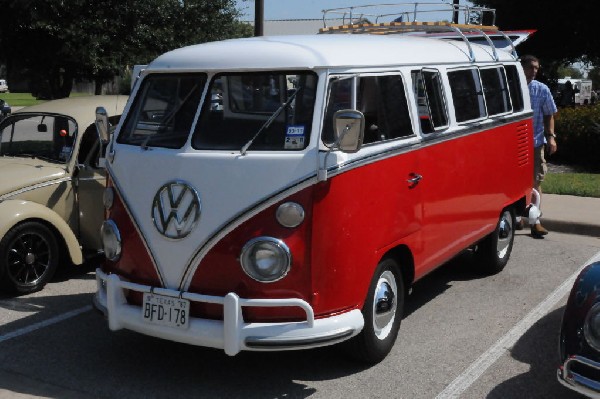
[452,0,459,23]
[254,0,264,36]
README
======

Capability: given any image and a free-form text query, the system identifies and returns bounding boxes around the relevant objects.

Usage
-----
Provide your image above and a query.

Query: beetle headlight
[240,237,291,282]
[103,187,114,210]
[584,303,600,351]
[101,219,122,261]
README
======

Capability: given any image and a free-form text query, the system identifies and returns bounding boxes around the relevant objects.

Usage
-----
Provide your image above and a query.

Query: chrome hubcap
[496,210,513,259]
[372,270,398,340]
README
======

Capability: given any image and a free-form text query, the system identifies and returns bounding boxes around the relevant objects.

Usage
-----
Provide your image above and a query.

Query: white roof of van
[147,34,516,72]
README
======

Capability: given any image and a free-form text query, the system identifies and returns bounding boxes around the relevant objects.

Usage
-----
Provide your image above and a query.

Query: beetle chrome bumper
[94,269,364,355]
[557,355,600,398]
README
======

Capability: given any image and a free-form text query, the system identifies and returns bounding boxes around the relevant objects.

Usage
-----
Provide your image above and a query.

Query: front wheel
[475,208,515,275]
[346,258,404,364]
[0,222,59,294]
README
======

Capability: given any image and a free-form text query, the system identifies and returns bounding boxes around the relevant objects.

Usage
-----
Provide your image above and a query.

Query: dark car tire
[476,207,515,275]
[0,222,59,294]
[344,257,404,364]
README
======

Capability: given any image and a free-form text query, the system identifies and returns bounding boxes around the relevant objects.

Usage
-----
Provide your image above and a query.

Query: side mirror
[95,107,110,143]
[333,110,364,153]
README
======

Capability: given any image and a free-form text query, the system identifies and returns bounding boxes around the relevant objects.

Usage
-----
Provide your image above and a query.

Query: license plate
[142,292,190,329]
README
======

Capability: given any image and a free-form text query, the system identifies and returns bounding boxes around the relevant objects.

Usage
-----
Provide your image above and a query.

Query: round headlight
[103,187,114,210]
[585,303,600,351]
[101,219,122,261]
[276,202,305,228]
[240,237,291,282]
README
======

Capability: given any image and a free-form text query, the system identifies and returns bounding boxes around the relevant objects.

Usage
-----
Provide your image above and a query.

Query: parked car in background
[0,79,8,93]
[0,99,10,121]
[0,95,128,294]
[558,260,600,397]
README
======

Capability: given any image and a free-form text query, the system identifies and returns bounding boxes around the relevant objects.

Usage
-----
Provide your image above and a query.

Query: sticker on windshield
[284,125,305,150]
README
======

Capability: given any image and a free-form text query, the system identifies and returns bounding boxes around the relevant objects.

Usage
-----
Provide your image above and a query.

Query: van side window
[322,74,413,145]
[480,67,511,116]
[448,68,486,123]
[505,65,524,112]
[411,69,448,133]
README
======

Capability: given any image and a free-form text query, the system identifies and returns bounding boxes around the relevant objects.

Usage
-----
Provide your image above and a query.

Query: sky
[235,0,474,21]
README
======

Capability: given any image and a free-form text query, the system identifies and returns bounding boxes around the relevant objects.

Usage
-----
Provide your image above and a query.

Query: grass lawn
[0,92,91,107]
[543,172,600,198]
[0,92,46,106]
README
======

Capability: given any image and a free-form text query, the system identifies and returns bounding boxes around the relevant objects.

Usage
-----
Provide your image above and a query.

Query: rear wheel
[0,222,59,294]
[476,208,515,275]
[346,258,404,364]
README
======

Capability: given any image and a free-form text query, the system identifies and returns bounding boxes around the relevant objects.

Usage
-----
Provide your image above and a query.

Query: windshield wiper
[240,87,302,156]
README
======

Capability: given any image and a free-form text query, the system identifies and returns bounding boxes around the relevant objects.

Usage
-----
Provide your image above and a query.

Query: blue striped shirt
[528,80,558,148]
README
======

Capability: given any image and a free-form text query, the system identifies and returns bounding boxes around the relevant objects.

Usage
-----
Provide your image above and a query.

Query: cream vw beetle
[0,96,127,294]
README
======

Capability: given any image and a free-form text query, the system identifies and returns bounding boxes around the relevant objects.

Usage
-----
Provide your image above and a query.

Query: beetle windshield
[0,113,77,163]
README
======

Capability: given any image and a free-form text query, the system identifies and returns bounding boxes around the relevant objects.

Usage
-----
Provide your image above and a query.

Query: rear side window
[505,65,524,112]
[480,66,511,116]
[448,68,486,123]
[411,69,449,133]
[322,74,413,145]
[118,73,206,149]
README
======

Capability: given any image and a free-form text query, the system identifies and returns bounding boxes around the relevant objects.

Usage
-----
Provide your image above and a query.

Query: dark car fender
[559,261,600,362]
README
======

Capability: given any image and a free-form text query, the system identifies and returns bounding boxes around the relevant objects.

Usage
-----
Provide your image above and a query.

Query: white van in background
[0,79,8,93]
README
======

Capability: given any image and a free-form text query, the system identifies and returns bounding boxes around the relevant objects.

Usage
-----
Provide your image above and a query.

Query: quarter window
[505,65,524,112]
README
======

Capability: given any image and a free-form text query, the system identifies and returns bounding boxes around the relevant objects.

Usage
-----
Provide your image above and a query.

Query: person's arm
[544,114,557,155]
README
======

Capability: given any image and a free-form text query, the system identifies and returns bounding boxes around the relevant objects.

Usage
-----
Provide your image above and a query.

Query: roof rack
[319,3,517,62]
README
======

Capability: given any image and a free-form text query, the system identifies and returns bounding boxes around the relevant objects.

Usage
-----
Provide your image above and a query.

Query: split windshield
[192,72,317,151]
[0,113,77,163]
[117,71,317,151]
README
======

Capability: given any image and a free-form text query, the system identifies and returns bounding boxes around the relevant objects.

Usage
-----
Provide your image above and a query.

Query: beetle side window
[448,68,486,123]
[411,69,449,133]
[322,74,413,145]
[480,66,512,116]
[505,65,524,112]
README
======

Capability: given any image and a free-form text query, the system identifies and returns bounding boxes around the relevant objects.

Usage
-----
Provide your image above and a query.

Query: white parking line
[0,305,92,344]
[436,250,600,399]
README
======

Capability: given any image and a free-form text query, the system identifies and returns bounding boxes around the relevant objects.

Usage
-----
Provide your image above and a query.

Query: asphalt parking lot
[1,230,599,398]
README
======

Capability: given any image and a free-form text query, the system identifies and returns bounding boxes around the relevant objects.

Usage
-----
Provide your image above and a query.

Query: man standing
[520,55,558,238]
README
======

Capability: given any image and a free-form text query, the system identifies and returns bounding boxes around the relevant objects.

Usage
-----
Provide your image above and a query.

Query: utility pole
[254,0,264,36]
[452,0,459,24]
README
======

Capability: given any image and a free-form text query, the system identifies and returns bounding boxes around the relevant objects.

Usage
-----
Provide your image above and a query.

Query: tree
[471,0,600,79]
[0,0,252,98]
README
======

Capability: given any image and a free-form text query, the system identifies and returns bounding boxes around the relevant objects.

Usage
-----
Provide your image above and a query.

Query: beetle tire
[345,257,404,364]
[0,221,59,294]
[476,207,515,275]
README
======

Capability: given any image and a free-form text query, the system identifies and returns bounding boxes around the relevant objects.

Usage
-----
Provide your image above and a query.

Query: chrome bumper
[94,269,364,355]
[557,355,600,398]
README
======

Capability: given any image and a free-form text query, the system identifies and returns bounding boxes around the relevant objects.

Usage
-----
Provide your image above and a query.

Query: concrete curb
[541,219,600,238]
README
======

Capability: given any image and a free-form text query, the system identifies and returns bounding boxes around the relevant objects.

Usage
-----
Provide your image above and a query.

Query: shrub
[553,104,600,172]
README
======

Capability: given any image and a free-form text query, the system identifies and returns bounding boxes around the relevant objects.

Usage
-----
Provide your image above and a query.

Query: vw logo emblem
[152,181,201,239]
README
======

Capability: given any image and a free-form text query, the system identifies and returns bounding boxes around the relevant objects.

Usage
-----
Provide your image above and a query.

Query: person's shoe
[531,223,549,238]
[515,218,525,230]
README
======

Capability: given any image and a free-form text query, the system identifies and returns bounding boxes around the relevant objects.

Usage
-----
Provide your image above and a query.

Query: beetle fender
[0,199,83,265]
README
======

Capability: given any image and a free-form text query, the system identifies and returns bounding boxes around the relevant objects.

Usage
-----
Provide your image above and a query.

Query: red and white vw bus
[94,13,533,363]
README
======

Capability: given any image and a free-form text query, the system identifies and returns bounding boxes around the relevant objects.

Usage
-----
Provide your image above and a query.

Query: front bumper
[557,355,600,398]
[94,269,364,355]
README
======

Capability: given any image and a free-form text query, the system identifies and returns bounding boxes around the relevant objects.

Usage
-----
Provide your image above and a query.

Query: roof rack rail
[319,3,518,62]
[321,2,496,27]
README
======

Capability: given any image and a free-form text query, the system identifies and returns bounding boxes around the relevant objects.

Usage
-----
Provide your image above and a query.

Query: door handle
[407,173,422,188]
